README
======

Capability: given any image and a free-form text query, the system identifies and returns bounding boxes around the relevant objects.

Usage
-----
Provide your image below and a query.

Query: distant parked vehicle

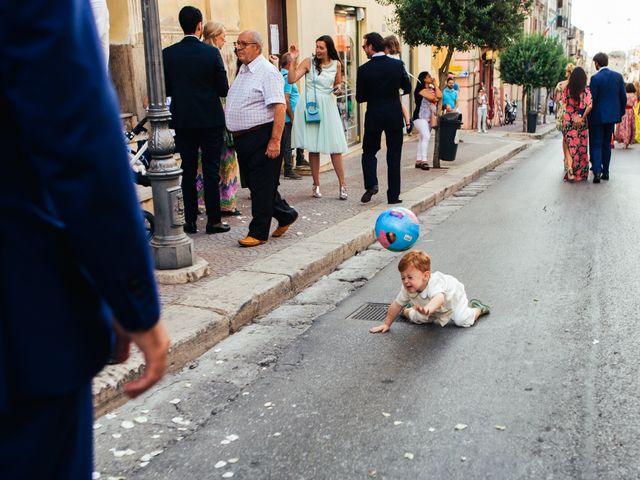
[504,100,518,125]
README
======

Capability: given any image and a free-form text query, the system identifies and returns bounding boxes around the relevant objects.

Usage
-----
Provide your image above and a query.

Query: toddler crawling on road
[369,250,490,333]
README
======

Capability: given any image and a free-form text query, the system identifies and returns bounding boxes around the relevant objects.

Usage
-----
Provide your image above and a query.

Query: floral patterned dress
[562,87,592,181]
[615,92,637,147]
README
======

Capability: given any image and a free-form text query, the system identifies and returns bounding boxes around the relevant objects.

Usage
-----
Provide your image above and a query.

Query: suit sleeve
[400,63,411,96]
[0,0,160,332]
[212,47,229,98]
[163,49,172,97]
[356,66,367,103]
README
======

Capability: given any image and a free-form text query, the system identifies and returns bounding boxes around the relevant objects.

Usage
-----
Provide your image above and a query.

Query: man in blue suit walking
[588,52,627,183]
[0,0,170,477]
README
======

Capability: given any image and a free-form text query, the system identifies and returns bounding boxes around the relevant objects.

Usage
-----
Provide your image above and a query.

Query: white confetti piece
[185,383,192,388]
[428,427,436,432]
[177,427,188,431]
[121,421,135,429]
[264,402,273,407]
[171,417,191,426]
[216,360,225,364]
[151,434,160,439]
[228,458,239,464]
[242,392,250,396]
[404,452,414,460]
[169,398,181,405]
[454,423,468,431]
[222,472,234,478]
[141,409,150,414]
[112,433,122,439]
[273,432,281,437]
[110,448,136,458]
[176,436,184,441]
[134,416,148,424]
[382,412,391,417]
[140,462,149,468]
[461,456,467,462]
[226,434,239,442]
[93,423,103,430]
[214,348,222,353]
[92,473,101,480]
[292,404,297,408]
[220,439,231,445]
[151,450,163,457]
[215,461,227,469]
[296,232,304,236]
[141,454,153,462]
[495,425,507,431]
[592,339,600,345]
[393,421,403,426]
[106,413,117,420]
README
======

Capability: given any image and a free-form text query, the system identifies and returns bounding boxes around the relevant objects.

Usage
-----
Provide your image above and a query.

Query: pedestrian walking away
[369,250,490,334]
[614,83,637,149]
[561,67,592,182]
[587,52,627,183]
[357,32,411,204]
[225,30,298,248]
[412,71,441,170]
[203,21,242,216]
[384,35,413,134]
[288,36,349,200]
[163,6,230,234]
[1,1,169,477]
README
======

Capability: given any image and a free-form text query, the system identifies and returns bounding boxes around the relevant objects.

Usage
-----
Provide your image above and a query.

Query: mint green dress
[292,60,348,154]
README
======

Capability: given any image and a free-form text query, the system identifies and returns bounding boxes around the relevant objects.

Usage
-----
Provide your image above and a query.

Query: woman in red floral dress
[561,67,592,182]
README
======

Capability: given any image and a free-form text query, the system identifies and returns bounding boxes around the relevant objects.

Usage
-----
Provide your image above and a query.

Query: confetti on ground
[110,448,136,458]
[368,469,377,478]
[495,425,507,431]
[264,402,273,408]
[428,427,436,432]
[141,409,150,414]
[185,383,192,388]
[92,473,101,480]
[593,339,600,345]
[215,461,227,469]
[393,421,403,426]
[296,232,303,236]
[461,456,467,462]
[171,417,191,426]
[216,360,225,364]
[112,433,122,439]
[134,416,148,424]
[222,473,234,479]
[226,434,239,442]
[106,413,117,420]
[273,432,281,437]
[169,398,181,405]
[93,423,103,430]
[382,412,391,417]
[140,462,149,467]
[176,436,184,441]
[242,392,250,396]
[141,454,153,462]
[151,434,160,439]
[220,439,231,445]
[121,421,135,429]
[404,452,414,460]
[454,423,468,431]
[214,348,222,353]
[228,458,239,464]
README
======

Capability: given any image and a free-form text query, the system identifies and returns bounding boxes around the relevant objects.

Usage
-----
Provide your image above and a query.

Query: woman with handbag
[412,71,441,170]
[288,36,349,200]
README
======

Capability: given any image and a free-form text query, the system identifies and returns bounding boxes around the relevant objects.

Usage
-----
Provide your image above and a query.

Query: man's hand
[116,322,170,399]
[369,324,390,334]
[266,138,281,158]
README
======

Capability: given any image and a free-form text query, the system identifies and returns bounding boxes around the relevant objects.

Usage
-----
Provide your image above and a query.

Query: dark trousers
[234,124,297,240]
[282,123,294,174]
[0,383,92,479]
[361,124,404,202]
[174,127,224,224]
[589,123,615,175]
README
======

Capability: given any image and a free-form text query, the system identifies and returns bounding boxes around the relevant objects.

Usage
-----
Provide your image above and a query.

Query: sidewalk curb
[501,123,558,140]
[94,139,529,416]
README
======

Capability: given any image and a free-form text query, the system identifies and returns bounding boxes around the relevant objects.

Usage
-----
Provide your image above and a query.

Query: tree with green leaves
[499,34,566,131]
[379,0,531,166]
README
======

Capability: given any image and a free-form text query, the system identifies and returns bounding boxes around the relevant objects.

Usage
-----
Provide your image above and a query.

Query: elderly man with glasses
[225,30,298,247]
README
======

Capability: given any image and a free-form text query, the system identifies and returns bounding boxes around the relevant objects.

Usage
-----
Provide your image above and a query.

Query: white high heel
[312,185,322,198]
[339,185,348,200]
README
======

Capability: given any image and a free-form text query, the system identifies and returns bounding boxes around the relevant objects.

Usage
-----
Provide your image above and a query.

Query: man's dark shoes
[593,173,601,184]
[388,199,403,205]
[184,221,198,234]
[284,171,302,180]
[206,222,230,234]
[360,187,378,203]
[601,173,609,180]
[221,209,241,217]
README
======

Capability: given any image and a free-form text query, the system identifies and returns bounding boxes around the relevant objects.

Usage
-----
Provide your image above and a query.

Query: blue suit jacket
[589,67,627,126]
[0,0,160,412]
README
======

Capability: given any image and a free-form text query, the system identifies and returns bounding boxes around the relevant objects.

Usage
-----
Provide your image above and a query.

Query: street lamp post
[140,0,194,269]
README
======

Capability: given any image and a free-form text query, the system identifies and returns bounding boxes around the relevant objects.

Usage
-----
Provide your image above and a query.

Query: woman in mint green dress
[288,36,348,200]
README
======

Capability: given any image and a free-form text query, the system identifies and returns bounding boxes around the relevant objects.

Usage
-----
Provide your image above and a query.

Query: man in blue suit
[588,52,627,183]
[0,0,170,478]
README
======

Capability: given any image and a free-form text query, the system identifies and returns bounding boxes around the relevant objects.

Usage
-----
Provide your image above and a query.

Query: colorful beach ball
[374,207,420,252]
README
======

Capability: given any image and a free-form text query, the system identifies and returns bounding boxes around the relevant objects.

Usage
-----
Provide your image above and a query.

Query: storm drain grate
[346,303,391,322]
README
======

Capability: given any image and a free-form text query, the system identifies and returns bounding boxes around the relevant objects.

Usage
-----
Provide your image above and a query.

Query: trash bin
[439,112,463,161]
[527,111,538,133]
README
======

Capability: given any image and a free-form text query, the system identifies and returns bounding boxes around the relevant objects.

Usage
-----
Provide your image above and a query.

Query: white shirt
[225,55,285,132]
[394,271,467,327]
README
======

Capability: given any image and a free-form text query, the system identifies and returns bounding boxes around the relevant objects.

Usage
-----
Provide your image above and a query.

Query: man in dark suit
[588,52,627,183]
[356,32,411,204]
[163,6,230,233]
[0,0,169,477]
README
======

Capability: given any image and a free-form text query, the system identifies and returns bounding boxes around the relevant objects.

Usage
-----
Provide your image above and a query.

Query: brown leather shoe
[271,211,299,238]
[238,236,266,247]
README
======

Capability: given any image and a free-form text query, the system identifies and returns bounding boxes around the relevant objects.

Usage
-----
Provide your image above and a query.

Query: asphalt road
[101,137,640,479]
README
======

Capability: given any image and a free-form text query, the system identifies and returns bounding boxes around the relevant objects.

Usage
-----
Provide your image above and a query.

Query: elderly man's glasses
[234,41,257,49]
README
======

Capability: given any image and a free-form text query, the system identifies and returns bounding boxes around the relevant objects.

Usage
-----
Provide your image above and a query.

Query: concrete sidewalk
[94,125,555,414]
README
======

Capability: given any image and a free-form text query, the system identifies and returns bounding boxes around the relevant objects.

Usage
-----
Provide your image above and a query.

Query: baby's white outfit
[394,271,475,327]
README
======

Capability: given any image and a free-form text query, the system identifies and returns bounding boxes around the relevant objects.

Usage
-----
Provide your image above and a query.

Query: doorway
[267,0,288,55]
[334,5,361,146]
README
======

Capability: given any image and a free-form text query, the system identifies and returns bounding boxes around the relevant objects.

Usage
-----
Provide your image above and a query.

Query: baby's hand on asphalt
[369,324,390,334]
[414,305,429,316]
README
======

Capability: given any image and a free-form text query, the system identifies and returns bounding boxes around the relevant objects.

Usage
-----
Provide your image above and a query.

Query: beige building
[106,0,434,147]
